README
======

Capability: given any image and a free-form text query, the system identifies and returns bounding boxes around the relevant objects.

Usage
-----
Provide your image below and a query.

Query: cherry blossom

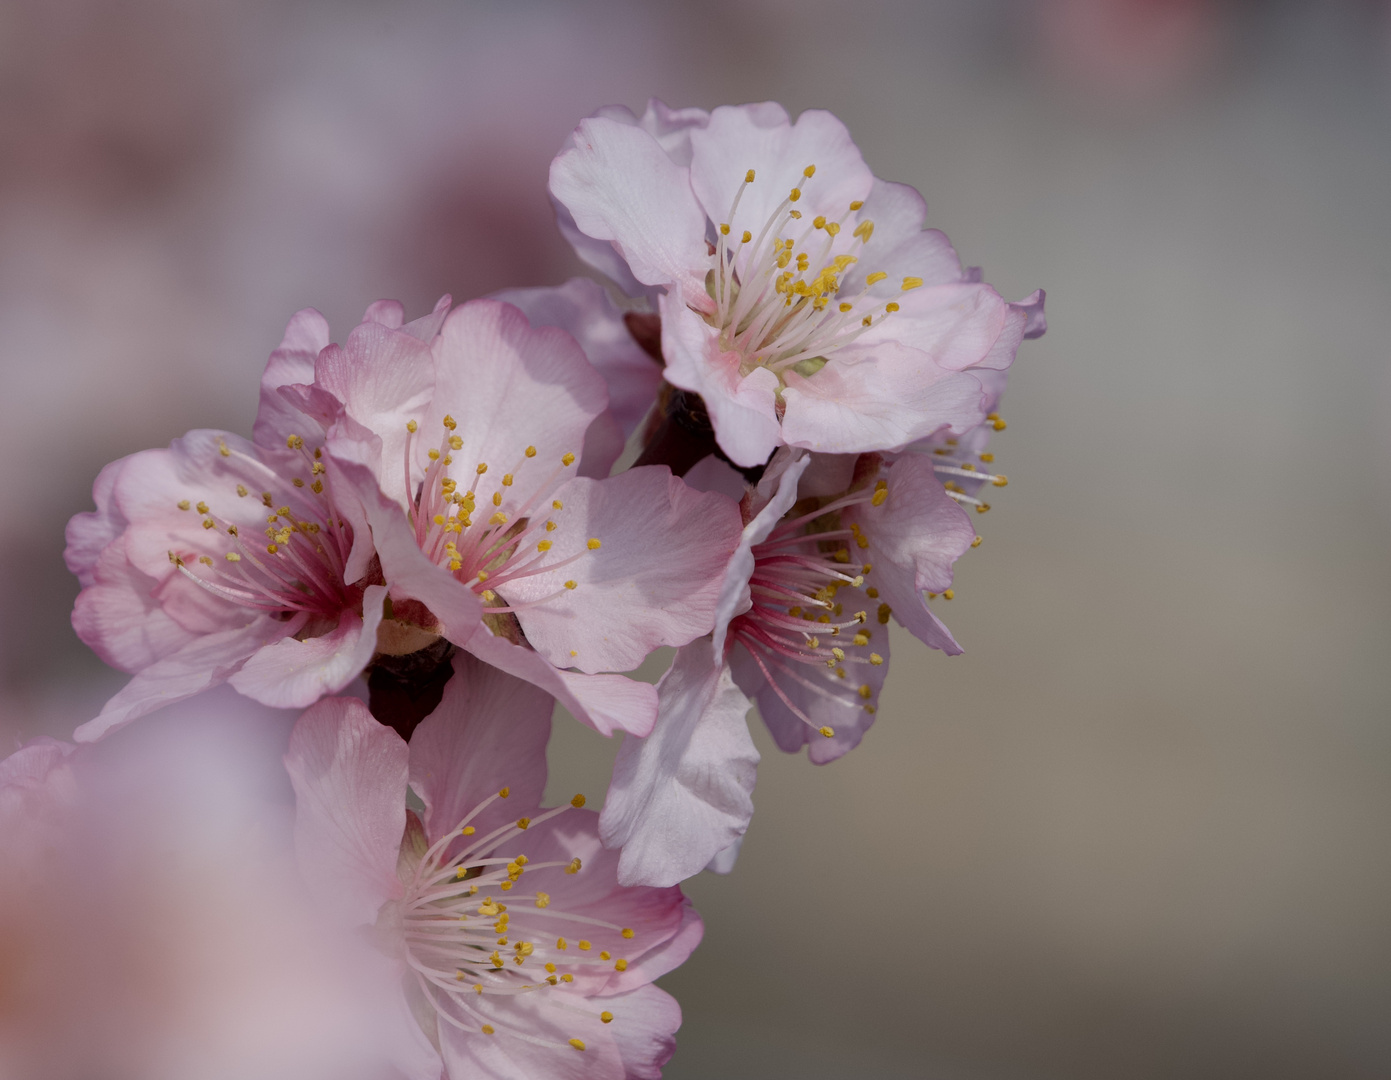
[285,654,702,1080]
[550,99,1044,468]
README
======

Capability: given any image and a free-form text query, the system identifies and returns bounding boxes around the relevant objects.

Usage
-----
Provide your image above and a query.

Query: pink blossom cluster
[6,100,1043,1078]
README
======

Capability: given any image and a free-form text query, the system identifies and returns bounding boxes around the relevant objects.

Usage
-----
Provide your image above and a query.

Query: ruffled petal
[599,638,757,888]
[254,307,331,448]
[228,584,388,708]
[284,696,407,927]
[64,457,128,588]
[437,988,624,1080]
[550,116,709,297]
[689,104,873,268]
[854,282,1011,371]
[408,651,553,848]
[71,544,196,672]
[504,468,741,675]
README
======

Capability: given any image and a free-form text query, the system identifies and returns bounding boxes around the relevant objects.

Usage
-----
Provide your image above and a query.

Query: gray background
[2,1,1388,1077]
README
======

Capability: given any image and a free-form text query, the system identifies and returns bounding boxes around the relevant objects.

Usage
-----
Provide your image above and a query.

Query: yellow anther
[587,538,601,550]
[571,793,586,808]
[498,786,510,799]
[481,590,496,602]
[858,684,872,700]
[578,940,591,951]
[980,452,995,463]
[789,187,801,202]
[819,726,834,738]
[455,866,469,880]
[599,950,611,960]
[561,452,576,466]
[406,419,418,433]
[197,555,213,566]
[564,580,577,590]
[266,543,278,554]
[852,220,874,243]
[490,951,503,969]
[499,880,513,891]
[536,539,552,554]
[311,479,324,494]
[291,477,305,488]
[885,302,900,313]
[825,221,841,236]
[547,974,558,984]
[866,271,888,285]
[461,825,476,835]
[224,552,241,563]
[971,536,982,548]
[481,1025,495,1035]
[870,653,884,665]
[975,503,991,513]
[865,705,877,715]
[871,481,888,506]
[853,633,869,647]
[992,475,1008,487]
[877,602,892,625]
[218,441,231,457]
[862,316,872,326]
[720,223,731,235]
[517,817,531,830]
[489,512,508,525]
[566,857,582,874]
[515,941,534,957]
[552,499,564,510]
[491,491,502,507]
[839,302,853,313]
[287,435,304,449]
[742,230,752,243]
[449,435,463,450]
[561,973,574,983]
[201,518,215,530]
[544,961,557,973]
[614,959,628,972]
[902,276,923,290]
[536,892,551,908]
[195,501,209,514]
[476,463,488,475]
[943,589,955,600]
[428,449,440,461]
[601,1011,614,1024]
[569,1039,586,1052]
[177,499,191,511]
[442,414,457,430]
[813,215,826,229]
[803,164,817,178]
[433,514,446,526]
[556,937,567,950]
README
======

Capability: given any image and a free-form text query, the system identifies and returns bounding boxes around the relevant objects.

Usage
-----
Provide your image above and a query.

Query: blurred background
[2,0,1389,1076]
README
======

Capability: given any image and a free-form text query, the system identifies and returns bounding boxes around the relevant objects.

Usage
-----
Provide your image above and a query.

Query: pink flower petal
[426,299,607,513]
[64,458,128,589]
[598,984,684,1080]
[688,103,873,267]
[285,696,407,927]
[72,544,195,672]
[599,637,758,888]
[74,619,293,742]
[407,651,553,849]
[550,115,709,297]
[228,583,388,708]
[462,629,658,738]
[492,278,662,442]
[779,349,987,454]
[504,467,742,675]
[437,988,624,1080]
[254,307,331,448]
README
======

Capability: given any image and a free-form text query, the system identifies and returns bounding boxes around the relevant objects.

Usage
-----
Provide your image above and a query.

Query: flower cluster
[11,99,1044,1077]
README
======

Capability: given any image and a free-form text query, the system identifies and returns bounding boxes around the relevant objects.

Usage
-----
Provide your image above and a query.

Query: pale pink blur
[0,687,399,1080]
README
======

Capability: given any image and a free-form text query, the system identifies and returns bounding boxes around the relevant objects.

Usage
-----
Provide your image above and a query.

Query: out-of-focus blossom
[550,99,1044,468]
[285,653,702,1080]
[0,690,397,1080]
[601,447,976,886]
[317,296,742,738]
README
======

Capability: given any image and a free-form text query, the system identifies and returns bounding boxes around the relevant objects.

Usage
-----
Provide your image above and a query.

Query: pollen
[406,419,418,433]
[537,539,552,553]
[564,580,577,590]
[571,793,587,808]
[902,276,923,290]
[971,535,983,548]
[601,1012,614,1024]
[819,726,834,738]
[561,452,576,466]
[517,817,531,830]
[535,892,551,908]
[870,653,884,665]
[481,1025,495,1035]
[177,500,191,510]
[566,857,582,874]
[461,825,476,835]
[614,959,628,972]
[720,223,731,235]
[498,787,510,798]
[587,538,601,550]
[849,199,864,210]
[789,187,801,202]
[569,1039,586,1052]
[803,164,816,177]
[866,271,888,285]
[225,552,241,562]
[742,230,752,243]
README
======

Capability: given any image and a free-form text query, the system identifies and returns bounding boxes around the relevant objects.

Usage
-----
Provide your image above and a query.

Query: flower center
[402,416,601,619]
[729,480,891,740]
[395,790,631,1052]
[707,164,924,381]
[168,434,356,622]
